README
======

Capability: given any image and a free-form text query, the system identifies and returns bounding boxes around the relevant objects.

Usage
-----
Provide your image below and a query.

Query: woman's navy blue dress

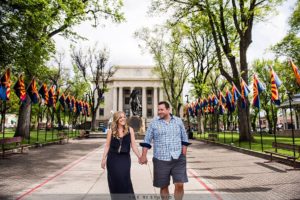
[107,132,134,195]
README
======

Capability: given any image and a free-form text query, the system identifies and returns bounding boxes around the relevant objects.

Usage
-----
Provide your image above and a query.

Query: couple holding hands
[101,101,191,200]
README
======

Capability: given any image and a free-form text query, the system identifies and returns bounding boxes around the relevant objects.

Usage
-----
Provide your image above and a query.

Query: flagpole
[245,103,251,150]
[288,92,296,158]
[230,112,233,144]
[51,107,54,141]
[270,102,278,152]
[28,102,33,145]
[68,108,71,141]
[258,107,264,152]
[45,107,49,143]
[1,101,6,158]
[224,111,227,143]
[36,102,41,143]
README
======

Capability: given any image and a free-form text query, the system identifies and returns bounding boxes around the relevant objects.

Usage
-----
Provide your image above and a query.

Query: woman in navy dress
[101,111,141,198]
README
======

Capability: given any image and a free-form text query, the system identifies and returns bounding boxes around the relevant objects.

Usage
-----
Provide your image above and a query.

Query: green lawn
[193,131,300,160]
[1,128,81,149]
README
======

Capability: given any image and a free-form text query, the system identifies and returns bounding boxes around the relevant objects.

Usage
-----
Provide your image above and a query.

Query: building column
[113,87,117,112]
[142,87,147,118]
[118,87,123,111]
[159,87,164,102]
[130,87,134,116]
[153,87,158,117]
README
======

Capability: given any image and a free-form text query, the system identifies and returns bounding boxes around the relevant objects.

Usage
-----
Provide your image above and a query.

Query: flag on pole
[71,96,76,113]
[27,78,40,104]
[212,94,219,106]
[0,68,11,101]
[13,74,27,103]
[240,78,250,108]
[59,93,66,107]
[195,98,202,116]
[65,94,71,111]
[48,86,55,107]
[218,91,226,115]
[252,75,266,109]
[38,83,48,105]
[231,82,241,104]
[225,88,234,113]
[289,60,300,86]
[270,67,282,105]
[54,88,60,107]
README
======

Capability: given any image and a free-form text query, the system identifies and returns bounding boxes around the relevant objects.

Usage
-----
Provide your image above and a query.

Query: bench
[264,142,300,168]
[57,132,68,144]
[208,133,218,141]
[77,130,90,139]
[0,136,29,158]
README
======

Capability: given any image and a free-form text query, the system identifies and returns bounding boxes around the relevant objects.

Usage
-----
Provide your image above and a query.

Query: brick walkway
[0,138,299,200]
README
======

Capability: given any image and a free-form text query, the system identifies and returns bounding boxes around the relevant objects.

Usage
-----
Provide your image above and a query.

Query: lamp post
[185,95,193,139]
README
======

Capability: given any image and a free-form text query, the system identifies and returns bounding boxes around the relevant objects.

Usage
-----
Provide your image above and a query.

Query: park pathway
[1,138,299,200]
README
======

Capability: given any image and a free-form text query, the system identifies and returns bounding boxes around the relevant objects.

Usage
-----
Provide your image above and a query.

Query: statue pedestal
[127,116,145,135]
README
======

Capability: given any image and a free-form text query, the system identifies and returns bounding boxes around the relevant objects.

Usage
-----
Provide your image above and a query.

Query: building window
[125,97,130,105]
[147,109,153,117]
[124,89,130,95]
[147,96,152,105]
[99,108,104,116]
[147,89,152,95]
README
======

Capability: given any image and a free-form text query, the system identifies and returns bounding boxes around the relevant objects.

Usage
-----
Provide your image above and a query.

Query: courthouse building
[96,66,165,127]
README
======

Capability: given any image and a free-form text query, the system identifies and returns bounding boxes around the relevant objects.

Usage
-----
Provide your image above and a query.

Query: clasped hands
[138,155,147,165]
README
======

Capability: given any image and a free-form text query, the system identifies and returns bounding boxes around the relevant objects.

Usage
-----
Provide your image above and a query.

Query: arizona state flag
[48,86,55,107]
[27,78,40,104]
[71,96,76,113]
[59,93,66,107]
[240,78,250,108]
[225,88,234,113]
[270,67,282,105]
[54,88,60,106]
[0,69,11,101]
[218,91,226,115]
[231,83,241,104]
[13,74,27,103]
[65,94,71,110]
[252,75,266,109]
[38,83,48,105]
[290,60,300,86]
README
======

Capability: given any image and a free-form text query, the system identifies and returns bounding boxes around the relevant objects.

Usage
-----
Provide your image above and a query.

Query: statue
[129,89,142,116]
[128,89,145,135]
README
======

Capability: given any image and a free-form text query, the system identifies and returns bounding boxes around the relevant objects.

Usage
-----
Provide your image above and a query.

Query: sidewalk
[1,138,300,200]
[14,139,213,200]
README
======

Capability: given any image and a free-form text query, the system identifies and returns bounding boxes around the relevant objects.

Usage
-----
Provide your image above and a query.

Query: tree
[150,0,283,141]
[0,0,125,139]
[251,59,288,135]
[72,46,115,131]
[135,25,190,116]
[271,1,300,65]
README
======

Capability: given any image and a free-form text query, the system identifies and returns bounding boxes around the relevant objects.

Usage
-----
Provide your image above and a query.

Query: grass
[1,128,81,150]
[193,131,300,160]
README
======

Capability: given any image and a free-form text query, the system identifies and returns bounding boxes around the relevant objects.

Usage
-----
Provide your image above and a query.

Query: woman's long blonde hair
[111,111,129,138]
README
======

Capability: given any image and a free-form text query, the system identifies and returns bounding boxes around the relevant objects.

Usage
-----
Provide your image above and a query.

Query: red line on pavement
[188,169,223,200]
[16,147,100,200]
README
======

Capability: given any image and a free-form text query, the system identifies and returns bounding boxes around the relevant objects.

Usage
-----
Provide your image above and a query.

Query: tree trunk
[91,110,97,131]
[14,95,31,139]
[237,100,252,141]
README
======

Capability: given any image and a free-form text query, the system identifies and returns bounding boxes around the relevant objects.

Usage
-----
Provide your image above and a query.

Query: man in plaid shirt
[140,101,191,200]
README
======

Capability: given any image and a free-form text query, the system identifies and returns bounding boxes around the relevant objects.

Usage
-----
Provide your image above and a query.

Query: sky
[53,0,297,98]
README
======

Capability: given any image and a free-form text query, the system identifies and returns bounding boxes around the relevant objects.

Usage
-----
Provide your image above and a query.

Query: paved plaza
[1,138,299,200]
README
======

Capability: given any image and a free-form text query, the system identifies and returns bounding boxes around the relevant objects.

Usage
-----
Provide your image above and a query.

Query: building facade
[96,66,165,126]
